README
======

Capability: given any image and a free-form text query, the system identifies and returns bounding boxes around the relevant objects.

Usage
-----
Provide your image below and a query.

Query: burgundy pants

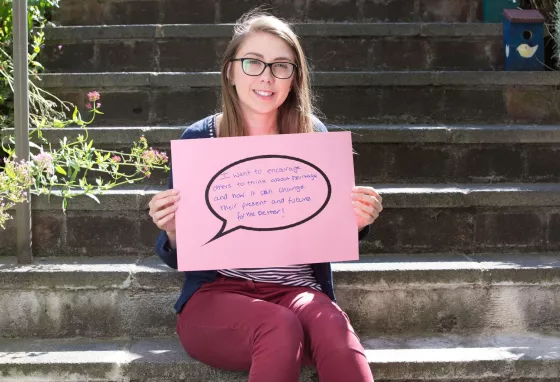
[176,275,374,382]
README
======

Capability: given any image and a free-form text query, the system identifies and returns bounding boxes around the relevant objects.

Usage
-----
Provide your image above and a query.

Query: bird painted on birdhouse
[516,44,538,58]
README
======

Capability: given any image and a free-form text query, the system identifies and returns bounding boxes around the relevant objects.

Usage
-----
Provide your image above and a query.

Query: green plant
[0,0,59,47]
[0,1,170,229]
[1,91,170,229]
[1,0,60,130]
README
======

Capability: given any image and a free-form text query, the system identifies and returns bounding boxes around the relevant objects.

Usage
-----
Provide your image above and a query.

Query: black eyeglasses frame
[230,58,297,79]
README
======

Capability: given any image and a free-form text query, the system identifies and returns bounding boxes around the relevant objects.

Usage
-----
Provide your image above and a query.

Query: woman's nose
[260,65,274,82]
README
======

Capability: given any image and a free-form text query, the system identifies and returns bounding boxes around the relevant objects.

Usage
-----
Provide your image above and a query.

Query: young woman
[149,11,383,382]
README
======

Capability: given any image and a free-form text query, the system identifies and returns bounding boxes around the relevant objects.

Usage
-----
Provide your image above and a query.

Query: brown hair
[218,10,316,137]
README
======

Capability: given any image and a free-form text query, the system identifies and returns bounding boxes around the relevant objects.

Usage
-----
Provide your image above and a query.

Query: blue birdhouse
[483,0,518,23]
[503,9,545,71]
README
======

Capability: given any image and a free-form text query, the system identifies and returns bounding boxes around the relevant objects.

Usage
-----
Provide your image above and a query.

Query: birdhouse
[483,0,518,23]
[503,9,545,71]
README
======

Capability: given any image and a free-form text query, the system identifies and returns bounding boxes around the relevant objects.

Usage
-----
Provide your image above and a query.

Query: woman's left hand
[352,186,383,231]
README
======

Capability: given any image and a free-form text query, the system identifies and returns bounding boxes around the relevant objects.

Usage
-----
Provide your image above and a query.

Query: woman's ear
[226,62,234,85]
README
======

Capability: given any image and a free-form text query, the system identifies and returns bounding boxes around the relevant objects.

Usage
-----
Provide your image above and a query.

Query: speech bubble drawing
[204,155,332,244]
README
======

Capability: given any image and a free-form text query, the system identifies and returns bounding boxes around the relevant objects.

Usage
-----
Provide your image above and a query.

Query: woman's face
[229,32,296,117]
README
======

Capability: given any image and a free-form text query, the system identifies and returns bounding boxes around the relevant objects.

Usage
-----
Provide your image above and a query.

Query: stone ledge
[8,184,560,211]
[336,124,560,144]
[36,71,560,89]
[43,23,502,40]
[1,254,559,290]
[7,125,560,146]
[1,254,559,337]
[0,334,559,381]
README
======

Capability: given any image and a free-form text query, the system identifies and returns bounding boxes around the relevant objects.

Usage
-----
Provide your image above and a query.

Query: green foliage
[1,93,171,229]
[0,0,60,47]
[1,0,59,131]
[0,1,170,229]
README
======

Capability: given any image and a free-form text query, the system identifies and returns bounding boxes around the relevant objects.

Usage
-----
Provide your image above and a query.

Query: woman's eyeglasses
[231,58,297,79]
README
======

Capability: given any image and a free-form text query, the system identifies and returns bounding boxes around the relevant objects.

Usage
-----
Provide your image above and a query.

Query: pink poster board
[171,130,359,271]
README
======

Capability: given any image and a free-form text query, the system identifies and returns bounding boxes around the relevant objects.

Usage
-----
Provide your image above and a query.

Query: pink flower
[33,152,53,164]
[58,44,62,51]
[96,102,101,108]
[87,91,100,102]
[33,152,54,174]
[111,155,121,163]
[85,103,92,110]
[141,149,169,164]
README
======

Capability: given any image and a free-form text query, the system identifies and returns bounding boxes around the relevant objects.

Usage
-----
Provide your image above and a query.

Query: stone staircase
[1,0,560,380]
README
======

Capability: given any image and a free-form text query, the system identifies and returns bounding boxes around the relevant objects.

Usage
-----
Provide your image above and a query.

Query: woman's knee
[257,307,304,347]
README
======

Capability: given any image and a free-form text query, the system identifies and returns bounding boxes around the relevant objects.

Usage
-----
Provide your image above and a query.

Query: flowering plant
[0,91,170,229]
[0,2,169,230]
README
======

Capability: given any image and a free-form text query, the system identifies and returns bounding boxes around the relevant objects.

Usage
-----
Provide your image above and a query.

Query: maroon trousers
[176,275,374,382]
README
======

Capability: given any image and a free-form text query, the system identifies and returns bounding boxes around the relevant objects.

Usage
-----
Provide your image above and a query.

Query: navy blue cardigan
[155,115,371,313]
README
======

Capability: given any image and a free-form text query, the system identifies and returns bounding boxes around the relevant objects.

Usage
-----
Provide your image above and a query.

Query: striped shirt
[217,266,322,291]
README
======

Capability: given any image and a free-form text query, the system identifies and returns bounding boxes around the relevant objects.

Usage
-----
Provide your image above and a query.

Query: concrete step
[2,184,560,256]
[0,254,559,339]
[1,333,560,381]
[53,0,484,26]
[37,71,560,126]
[20,124,560,186]
[41,23,503,72]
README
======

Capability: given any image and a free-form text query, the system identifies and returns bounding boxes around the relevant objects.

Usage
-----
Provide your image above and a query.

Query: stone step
[0,254,559,338]
[1,333,560,381]
[37,71,560,126]
[1,183,560,256]
[19,124,560,186]
[53,0,484,26]
[41,23,503,72]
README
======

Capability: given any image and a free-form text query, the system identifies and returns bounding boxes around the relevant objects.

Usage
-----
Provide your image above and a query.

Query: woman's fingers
[353,200,374,215]
[354,206,374,223]
[149,190,180,217]
[352,186,383,227]
[352,186,382,203]
[152,203,178,226]
[354,205,379,224]
[156,211,176,229]
[352,192,383,213]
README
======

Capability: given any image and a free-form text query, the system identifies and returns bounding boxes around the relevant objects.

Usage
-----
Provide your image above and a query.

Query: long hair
[218,11,316,137]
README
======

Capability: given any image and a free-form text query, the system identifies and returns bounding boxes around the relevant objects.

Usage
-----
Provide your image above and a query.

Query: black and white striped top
[217,266,322,291]
[210,114,321,292]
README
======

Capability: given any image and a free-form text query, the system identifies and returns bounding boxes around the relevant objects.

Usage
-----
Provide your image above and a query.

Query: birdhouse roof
[503,9,545,23]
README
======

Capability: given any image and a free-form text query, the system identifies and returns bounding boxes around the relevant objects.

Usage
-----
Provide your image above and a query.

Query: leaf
[72,106,78,122]
[29,141,42,150]
[55,166,66,176]
[5,166,15,178]
[85,193,100,204]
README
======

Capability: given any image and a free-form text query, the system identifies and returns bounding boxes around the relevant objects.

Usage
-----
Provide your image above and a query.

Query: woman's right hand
[149,189,180,243]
